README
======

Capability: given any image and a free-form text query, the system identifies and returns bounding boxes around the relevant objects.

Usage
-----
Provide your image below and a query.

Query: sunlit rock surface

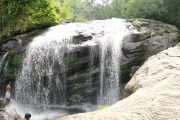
[55,44,180,120]
[0,100,18,120]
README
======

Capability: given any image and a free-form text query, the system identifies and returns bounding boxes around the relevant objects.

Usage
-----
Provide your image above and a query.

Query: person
[5,82,12,105]
[24,113,31,120]
[15,113,31,120]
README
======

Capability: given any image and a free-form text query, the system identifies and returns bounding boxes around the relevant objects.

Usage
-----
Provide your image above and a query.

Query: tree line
[84,0,180,28]
[1,0,180,39]
[0,0,73,39]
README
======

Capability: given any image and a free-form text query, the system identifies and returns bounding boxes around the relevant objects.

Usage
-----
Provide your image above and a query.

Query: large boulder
[55,44,180,120]
[121,19,180,83]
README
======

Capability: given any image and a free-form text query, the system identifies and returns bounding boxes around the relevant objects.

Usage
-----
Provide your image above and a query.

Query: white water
[0,52,9,72]
[15,23,79,105]
[8,100,67,120]
[96,19,129,105]
[15,18,130,119]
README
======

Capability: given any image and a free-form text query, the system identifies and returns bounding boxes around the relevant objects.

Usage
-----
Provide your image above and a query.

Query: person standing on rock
[5,82,12,105]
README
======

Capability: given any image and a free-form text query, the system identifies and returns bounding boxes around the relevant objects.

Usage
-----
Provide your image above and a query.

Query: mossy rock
[97,105,108,110]
[64,54,79,64]
[7,51,24,66]
[1,51,24,80]
[132,19,142,29]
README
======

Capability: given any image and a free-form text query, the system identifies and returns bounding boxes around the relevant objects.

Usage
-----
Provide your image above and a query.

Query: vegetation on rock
[64,54,79,64]
[1,51,24,80]
[97,105,108,110]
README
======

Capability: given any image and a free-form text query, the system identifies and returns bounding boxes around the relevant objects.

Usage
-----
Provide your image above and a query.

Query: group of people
[4,82,31,120]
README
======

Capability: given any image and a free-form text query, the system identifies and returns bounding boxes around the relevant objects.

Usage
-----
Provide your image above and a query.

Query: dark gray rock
[0,100,5,109]
[72,34,92,44]
[121,19,180,83]
[2,40,23,53]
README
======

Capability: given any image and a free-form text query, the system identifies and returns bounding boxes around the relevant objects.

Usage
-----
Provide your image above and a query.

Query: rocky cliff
[0,19,179,105]
[55,43,180,120]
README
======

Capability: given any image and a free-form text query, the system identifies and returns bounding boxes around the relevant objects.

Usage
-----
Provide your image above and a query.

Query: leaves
[0,0,74,39]
[1,0,180,39]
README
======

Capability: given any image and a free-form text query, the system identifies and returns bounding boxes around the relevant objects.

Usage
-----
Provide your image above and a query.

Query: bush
[0,0,74,39]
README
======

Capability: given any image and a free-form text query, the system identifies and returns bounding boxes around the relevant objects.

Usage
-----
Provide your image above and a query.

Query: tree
[125,0,180,27]
[0,0,74,39]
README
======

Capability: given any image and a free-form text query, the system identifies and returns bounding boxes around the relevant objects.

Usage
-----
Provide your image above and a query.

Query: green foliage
[71,0,95,21]
[3,68,14,80]
[147,26,178,36]
[1,51,24,80]
[70,0,180,28]
[64,54,79,64]
[125,0,180,27]
[57,0,74,21]
[132,19,141,28]
[0,0,74,39]
[1,0,180,40]
[126,0,160,18]
[149,31,156,37]
[97,105,108,110]
[7,52,24,66]
[27,0,60,25]
[75,16,87,23]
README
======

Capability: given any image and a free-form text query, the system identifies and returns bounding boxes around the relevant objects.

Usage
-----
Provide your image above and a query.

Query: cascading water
[0,52,9,96]
[97,20,128,105]
[15,24,78,105]
[15,18,130,119]
[0,52,9,73]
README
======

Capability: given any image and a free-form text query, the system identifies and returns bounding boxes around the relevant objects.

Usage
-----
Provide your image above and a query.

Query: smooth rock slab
[55,44,180,120]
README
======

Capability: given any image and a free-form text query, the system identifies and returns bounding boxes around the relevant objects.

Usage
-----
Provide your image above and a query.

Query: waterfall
[0,52,9,74]
[15,18,130,111]
[0,52,9,96]
[15,23,79,106]
[97,20,128,105]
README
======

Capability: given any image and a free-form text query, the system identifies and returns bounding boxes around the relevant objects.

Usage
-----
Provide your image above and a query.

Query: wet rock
[55,44,180,120]
[72,34,92,44]
[2,40,23,53]
[0,100,5,109]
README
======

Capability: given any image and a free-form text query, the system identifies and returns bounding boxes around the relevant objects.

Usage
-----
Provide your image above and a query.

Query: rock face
[0,19,179,105]
[121,19,180,83]
[55,44,180,120]
[0,100,18,120]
